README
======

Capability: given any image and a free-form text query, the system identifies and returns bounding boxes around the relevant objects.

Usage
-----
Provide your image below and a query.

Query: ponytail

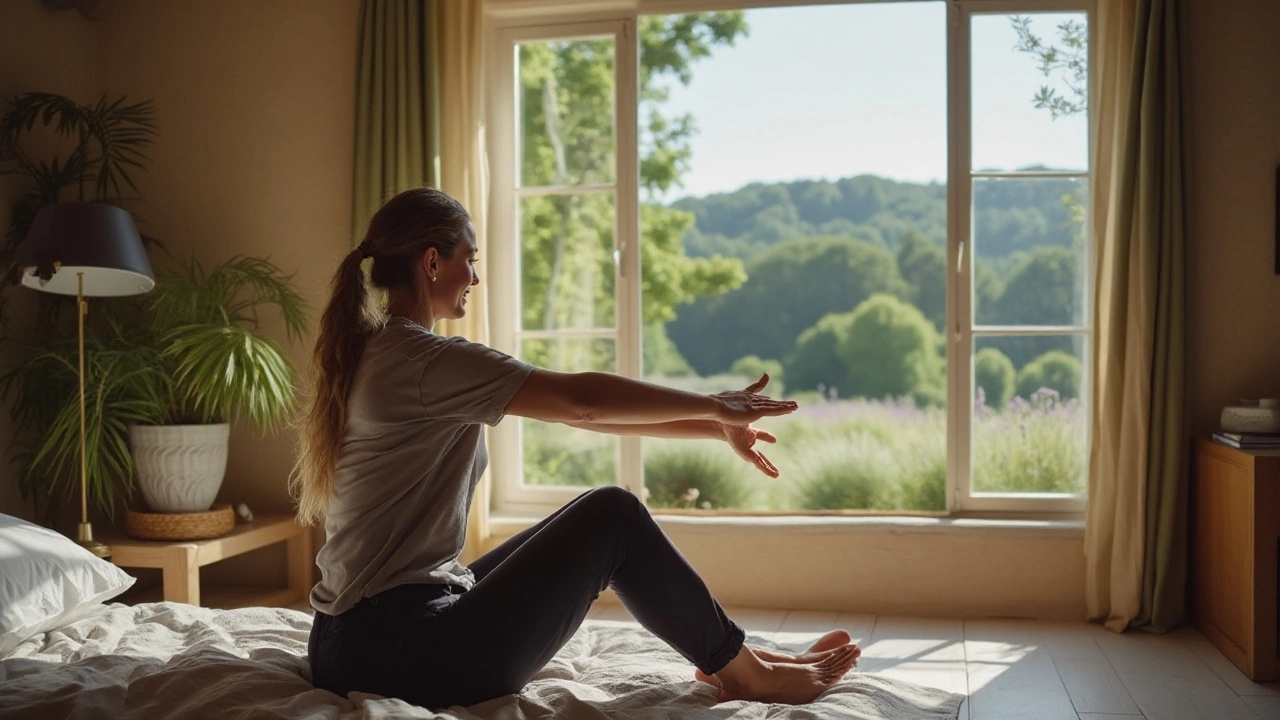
[291,250,381,525]
[290,187,470,525]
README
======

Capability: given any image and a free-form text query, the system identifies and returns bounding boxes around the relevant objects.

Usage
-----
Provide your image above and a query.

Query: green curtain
[1131,0,1188,632]
[353,0,441,240]
[1085,0,1187,633]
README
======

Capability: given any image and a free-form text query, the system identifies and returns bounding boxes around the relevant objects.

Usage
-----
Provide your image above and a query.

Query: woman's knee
[578,485,644,517]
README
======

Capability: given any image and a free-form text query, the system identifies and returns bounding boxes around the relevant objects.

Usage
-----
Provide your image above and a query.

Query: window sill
[488,513,1084,539]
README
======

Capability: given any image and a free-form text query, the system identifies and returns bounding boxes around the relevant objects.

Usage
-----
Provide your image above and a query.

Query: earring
[431,276,437,282]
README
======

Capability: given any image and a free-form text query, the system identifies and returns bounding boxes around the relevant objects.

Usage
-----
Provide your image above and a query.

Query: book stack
[1212,430,1280,449]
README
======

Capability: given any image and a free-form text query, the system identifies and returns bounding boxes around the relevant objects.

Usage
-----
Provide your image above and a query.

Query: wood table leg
[162,544,200,605]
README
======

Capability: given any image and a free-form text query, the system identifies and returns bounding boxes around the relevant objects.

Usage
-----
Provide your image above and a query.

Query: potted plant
[0,91,160,524]
[129,254,307,512]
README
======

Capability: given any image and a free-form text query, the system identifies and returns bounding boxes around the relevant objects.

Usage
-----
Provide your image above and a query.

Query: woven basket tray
[126,503,235,541]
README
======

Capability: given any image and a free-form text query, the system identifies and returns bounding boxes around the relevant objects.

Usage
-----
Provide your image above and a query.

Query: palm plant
[0,92,308,521]
[146,254,307,429]
[0,320,169,522]
[0,92,159,523]
[0,92,157,259]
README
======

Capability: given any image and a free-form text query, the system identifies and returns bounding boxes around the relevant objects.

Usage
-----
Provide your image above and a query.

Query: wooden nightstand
[102,513,313,609]
[1194,439,1280,681]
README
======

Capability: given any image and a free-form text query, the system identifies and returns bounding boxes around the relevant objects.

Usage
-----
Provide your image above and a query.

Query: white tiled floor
[585,603,1280,720]
[289,597,1278,719]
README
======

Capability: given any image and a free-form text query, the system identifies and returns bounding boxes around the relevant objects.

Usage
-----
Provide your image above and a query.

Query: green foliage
[973,393,1085,493]
[785,312,851,393]
[669,236,907,375]
[517,15,748,338]
[643,322,694,376]
[728,355,783,396]
[0,323,169,521]
[792,432,899,511]
[0,92,159,255]
[644,441,751,510]
[974,347,1016,409]
[522,420,616,488]
[1015,350,1082,400]
[984,245,1081,367]
[1011,15,1088,120]
[896,231,946,331]
[148,255,307,428]
[838,294,944,406]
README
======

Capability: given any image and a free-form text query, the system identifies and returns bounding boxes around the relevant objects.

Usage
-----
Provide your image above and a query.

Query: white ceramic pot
[128,424,230,512]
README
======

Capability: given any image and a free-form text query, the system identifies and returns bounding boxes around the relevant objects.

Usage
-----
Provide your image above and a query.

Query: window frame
[488,19,644,514]
[948,0,1096,515]
[486,0,1097,518]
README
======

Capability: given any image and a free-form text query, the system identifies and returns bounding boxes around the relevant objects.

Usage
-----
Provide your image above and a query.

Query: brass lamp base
[77,522,111,559]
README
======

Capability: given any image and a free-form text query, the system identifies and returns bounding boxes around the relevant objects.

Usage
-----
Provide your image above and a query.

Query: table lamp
[11,202,155,558]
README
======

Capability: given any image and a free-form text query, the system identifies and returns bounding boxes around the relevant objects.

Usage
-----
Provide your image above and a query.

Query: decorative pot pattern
[129,424,230,513]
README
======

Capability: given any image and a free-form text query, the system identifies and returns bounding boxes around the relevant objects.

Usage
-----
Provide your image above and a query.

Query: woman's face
[430,222,480,321]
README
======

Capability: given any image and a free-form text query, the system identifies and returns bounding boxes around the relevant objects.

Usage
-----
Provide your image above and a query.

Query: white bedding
[0,602,963,719]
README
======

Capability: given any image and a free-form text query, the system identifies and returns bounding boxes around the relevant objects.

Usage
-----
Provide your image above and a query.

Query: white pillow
[0,513,135,656]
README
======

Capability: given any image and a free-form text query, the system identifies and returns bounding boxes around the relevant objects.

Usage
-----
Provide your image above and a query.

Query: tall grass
[521,393,1085,510]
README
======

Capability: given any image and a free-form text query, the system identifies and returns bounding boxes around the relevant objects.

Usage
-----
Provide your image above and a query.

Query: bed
[0,514,963,719]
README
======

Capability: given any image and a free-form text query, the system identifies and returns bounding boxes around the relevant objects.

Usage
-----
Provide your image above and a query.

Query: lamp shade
[14,202,155,297]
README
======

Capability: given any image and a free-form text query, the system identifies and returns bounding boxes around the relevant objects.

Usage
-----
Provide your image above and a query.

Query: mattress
[0,602,963,719]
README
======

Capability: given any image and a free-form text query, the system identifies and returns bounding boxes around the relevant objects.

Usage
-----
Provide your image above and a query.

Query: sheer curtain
[1085,0,1188,633]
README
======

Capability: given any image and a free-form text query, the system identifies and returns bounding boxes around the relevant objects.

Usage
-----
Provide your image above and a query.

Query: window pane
[971,13,1089,172]
[972,334,1087,494]
[972,176,1087,327]
[519,192,616,331]
[520,337,618,488]
[642,2,948,512]
[518,38,615,188]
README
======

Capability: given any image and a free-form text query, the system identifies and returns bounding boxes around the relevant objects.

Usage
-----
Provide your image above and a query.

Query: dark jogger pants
[308,486,745,709]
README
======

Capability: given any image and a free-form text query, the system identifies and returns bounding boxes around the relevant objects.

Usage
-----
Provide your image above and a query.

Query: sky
[650,2,1090,203]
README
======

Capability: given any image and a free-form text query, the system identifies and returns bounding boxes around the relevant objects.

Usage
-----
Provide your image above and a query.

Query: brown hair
[291,187,470,525]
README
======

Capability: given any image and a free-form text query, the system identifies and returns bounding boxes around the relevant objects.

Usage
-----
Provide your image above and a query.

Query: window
[487,0,1093,517]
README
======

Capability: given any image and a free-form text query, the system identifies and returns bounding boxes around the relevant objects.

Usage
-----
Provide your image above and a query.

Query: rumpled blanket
[0,602,963,719]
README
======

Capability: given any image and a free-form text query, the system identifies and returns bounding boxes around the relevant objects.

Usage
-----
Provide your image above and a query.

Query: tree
[986,245,1080,368]
[668,236,908,375]
[785,312,851,394]
[974,347,1016,409]
[729,355,784,396]
[1015,349,1082,400]
[1011,15,1088,120]
[896,231,946,331]
[837,294,945,406]
[516,15,750,345]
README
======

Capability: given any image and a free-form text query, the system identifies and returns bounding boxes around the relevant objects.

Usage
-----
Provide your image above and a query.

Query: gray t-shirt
[310,317,534,615]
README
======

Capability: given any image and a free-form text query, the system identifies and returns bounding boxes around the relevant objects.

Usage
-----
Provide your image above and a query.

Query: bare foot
[695,629,856,687]
[714,644,859,705]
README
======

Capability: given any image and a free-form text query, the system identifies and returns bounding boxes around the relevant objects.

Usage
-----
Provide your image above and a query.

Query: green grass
[521,395,1085,510]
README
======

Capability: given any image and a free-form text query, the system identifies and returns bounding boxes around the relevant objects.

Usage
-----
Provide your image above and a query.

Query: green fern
[149,255,307,429]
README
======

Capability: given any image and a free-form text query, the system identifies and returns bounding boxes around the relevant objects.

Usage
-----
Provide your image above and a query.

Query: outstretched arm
[533,374,786,478]
[504,370,795,428]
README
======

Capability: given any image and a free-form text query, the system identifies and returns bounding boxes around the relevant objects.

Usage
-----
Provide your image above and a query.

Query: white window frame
[949,0,1095,515]
[488,18,643,515]
[487,0,1096,518]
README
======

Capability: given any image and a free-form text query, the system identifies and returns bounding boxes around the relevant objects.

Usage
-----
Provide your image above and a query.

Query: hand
[721,422,780,478]
[711,373,798,426]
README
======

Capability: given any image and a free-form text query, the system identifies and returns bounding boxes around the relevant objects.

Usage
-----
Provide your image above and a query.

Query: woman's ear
[421,247,439,277]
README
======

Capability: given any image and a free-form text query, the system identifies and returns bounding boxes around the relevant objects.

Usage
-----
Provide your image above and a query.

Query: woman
[294,187,859,710]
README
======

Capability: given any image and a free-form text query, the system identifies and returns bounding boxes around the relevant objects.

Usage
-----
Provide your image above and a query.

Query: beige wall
[90,0,359,583]
[0,2,103,523]
[1185,0,1280,437]
[96,0,360,524]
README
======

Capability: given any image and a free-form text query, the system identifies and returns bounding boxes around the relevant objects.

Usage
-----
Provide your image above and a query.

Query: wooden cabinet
[1194,439,1279,681]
